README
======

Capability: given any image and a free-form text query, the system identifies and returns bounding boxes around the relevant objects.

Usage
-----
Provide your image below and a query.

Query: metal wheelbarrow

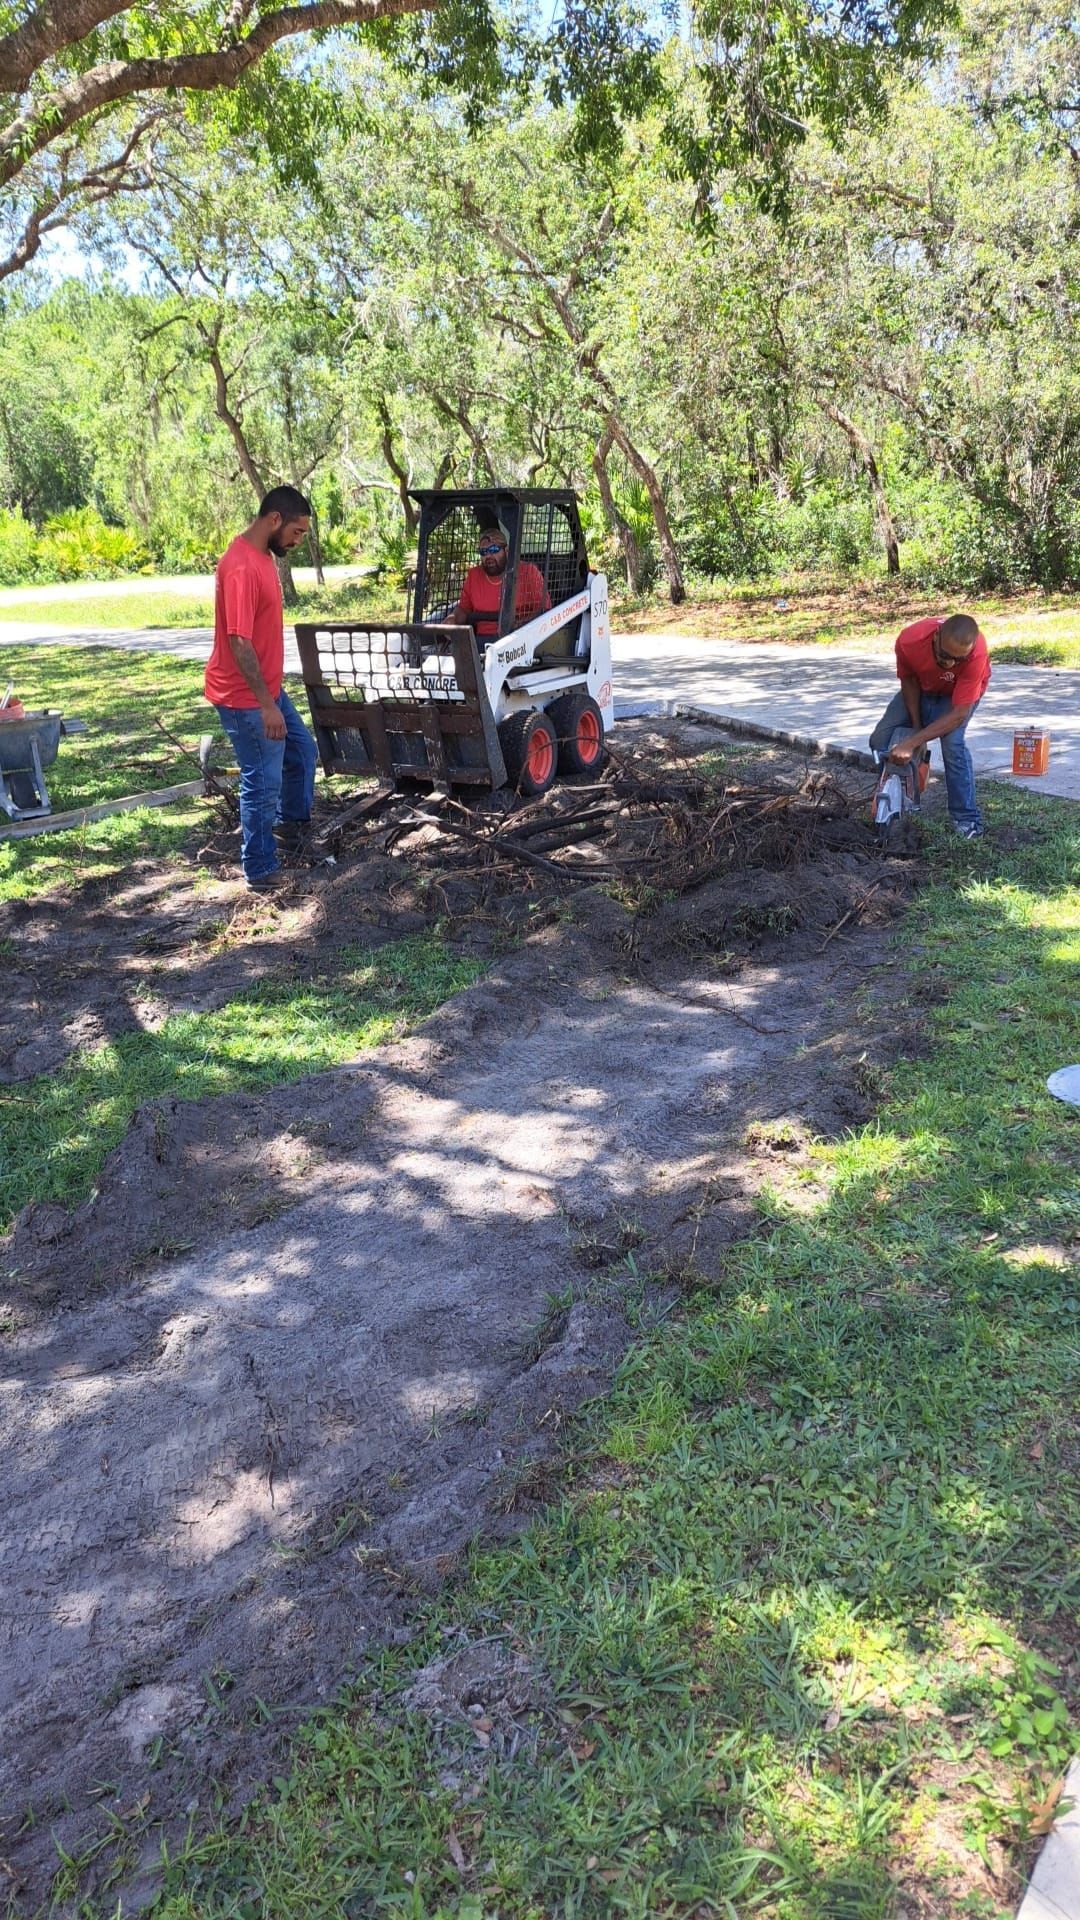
[0,710,80,820]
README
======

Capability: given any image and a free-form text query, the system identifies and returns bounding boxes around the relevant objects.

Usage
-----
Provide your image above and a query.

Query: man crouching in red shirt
[204,486,319,891]
[869,613,991,839]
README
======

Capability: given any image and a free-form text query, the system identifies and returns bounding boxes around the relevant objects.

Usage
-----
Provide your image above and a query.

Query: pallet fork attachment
[296,623,507,793]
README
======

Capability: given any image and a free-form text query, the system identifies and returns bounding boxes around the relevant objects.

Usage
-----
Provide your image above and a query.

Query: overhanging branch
[0,0,438,190]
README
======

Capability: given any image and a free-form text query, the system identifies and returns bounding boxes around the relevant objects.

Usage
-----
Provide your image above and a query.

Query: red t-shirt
[204,536,284,708]
[895,616,991,707]
[457,561,550,636]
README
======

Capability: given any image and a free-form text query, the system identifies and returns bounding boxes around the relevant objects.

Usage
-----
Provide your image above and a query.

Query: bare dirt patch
[0,720,923,1913]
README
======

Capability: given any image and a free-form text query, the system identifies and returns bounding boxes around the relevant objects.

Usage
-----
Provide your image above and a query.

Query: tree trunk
[593,422,646,593]
[457,197,684,599]
[207,329,298,601]
[209,338,265,500]
[821,401,900,574]
[276,554,298,606]
[431,394,495,484]
[606,417,685,603]
[377,398,418,537]
[305,502,326,586]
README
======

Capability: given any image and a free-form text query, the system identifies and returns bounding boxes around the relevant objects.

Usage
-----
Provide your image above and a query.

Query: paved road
[0,565,365,607]
[2,618,1077,802]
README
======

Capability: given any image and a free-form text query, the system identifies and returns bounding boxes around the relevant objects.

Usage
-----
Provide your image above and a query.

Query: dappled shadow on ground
[0,721,894,1262]
[0,869,918,1909]
[500,860,1080,1915]
[276,862,1076,1920]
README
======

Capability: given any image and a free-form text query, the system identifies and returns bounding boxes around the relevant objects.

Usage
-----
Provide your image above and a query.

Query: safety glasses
[478,542,505,557]
[933,633,971,668]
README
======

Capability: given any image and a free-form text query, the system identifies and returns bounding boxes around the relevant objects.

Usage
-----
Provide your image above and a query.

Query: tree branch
[0,0,123,93]
[0,107,167,282]
[0,0,438,190]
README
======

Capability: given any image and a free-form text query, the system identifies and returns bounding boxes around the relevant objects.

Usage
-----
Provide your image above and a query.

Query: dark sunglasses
[478,541,505,556]
[933,634,972,666]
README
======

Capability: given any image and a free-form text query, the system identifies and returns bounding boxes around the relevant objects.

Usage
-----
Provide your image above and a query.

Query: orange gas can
[1012,727,1050,776]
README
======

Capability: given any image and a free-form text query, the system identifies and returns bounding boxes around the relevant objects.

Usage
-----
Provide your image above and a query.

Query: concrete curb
[614,697,878,773]
[675,703,879,771]
[0,777,205,842]
[1016,1756,1080,1920]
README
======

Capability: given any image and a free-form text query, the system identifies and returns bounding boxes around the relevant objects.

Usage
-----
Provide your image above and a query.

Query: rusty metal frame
[295,621,508,791]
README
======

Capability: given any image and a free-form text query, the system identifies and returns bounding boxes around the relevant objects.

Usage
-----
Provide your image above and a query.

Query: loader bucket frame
[295,622,507,790]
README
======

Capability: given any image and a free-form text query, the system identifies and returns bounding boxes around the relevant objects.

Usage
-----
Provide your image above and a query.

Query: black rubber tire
[498,710,559,798]
[546,692,607,777]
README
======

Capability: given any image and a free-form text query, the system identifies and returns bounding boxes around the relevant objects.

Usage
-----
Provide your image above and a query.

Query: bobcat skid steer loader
[296,489,613,801]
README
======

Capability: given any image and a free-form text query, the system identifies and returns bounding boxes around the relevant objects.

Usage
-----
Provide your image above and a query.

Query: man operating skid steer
[449,523,550,639]
[869,612,991,839]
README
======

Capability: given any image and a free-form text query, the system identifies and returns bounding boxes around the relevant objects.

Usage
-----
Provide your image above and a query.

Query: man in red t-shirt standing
[869,613,991,839]
[449,524,550,639]
[205,485,318,891]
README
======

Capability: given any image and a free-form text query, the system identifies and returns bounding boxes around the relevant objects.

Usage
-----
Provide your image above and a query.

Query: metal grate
[520,501,580,610]
[416,504,492,623]
[309,627,465,703]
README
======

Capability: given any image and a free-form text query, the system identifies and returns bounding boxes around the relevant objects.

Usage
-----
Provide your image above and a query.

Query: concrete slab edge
[674,704,878,771]
[1016,1755,1080,1920]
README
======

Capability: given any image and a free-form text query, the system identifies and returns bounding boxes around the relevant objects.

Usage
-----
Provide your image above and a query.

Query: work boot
[245,869,286,894]
[273,819,309,851]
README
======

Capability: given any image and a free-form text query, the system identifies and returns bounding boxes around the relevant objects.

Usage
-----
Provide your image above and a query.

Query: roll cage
[409,489,590,639]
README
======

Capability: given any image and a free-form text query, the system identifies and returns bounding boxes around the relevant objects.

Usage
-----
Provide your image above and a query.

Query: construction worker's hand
[888,740,916,766]
[261,703,287,742]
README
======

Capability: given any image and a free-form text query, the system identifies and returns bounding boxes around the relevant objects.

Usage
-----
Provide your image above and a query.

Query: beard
[268,534,290,558]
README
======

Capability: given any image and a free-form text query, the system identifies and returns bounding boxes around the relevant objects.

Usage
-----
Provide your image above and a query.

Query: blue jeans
[215,689,317,880]
[870,690,982,832]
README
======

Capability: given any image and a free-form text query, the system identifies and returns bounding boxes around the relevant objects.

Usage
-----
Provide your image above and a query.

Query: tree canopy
[0,0,1074,597]
[0,0,963,289]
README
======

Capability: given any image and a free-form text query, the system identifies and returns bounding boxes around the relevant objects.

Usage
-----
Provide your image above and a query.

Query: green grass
[0,935,479,1232]
[0,643,211,807]
[614,576,1080,665]
[0,644,320,904]
[0,799,208,905]
[135,787,1080,1920]
[0,643,214,903]
[0,594,218,629]
[0,579,398,632]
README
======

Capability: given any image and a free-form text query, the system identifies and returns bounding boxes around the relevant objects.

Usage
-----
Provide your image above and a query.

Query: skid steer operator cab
[296,487,613,800]
[412,490,587,658]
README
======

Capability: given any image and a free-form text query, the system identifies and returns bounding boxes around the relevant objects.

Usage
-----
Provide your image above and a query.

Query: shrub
[315,520,360,566]
[681,481,877,580]
[35,508,150,581]
[0,507,41,585]
[894,478,1030,591]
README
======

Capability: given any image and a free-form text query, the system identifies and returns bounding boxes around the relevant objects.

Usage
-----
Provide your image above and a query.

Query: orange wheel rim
[578,709,602,763]
[527,727,555,784]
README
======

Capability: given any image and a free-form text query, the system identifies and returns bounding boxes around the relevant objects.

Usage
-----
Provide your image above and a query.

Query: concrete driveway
[2,618,1077,802]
